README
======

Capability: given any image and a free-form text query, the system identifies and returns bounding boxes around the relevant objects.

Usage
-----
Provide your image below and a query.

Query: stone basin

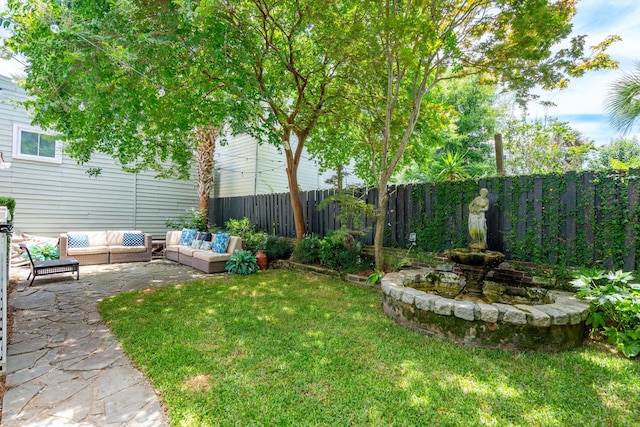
[381,268,589,351]
[446,248,505,267]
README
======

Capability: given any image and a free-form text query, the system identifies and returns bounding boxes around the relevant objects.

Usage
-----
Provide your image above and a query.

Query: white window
[12,123,62,164]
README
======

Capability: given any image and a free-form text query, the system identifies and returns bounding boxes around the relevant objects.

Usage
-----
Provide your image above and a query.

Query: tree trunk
[280,129,307,239]
[374,186,389,271]
[195,125,218,226]
[287,166,306,239]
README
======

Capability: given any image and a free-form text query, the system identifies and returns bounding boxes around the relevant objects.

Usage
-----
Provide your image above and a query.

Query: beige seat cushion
[109,245,148,254]
[165,244,181,253]
[192,250,232,262]
[178,246,198,256]
[67,246,110,256]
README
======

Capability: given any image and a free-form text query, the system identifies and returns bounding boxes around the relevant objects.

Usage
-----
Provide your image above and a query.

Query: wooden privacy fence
[211,170,640,270]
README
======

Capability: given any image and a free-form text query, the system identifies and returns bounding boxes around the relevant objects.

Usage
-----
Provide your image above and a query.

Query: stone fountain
[380,188,590,351]
[445,188,505,298]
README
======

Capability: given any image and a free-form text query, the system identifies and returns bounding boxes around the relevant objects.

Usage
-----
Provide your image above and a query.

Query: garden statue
[468,188,489,250]
[446,187,504,297]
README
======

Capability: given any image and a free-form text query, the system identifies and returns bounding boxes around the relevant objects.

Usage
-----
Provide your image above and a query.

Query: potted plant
[255,235,269,270]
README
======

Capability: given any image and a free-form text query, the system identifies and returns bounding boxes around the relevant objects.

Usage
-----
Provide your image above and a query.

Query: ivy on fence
[212,170,640,270]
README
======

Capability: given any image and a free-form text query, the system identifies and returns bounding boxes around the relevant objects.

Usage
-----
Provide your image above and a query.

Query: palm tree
[435,151,471,182]
[606,63,640,134]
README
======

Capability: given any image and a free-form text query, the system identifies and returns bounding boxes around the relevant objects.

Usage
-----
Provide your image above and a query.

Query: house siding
[0,75,199,239]
[214,132,337,197]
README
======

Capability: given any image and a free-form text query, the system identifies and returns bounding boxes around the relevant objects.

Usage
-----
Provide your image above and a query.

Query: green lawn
[98,270,640,426]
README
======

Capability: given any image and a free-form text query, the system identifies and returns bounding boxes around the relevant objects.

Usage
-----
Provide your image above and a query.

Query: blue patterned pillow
[201,241,213,251]
[212,233,231,253]
[68,233,89,248]
[178,228,197,246]
[190,239,202,249]
[123,232,144,246]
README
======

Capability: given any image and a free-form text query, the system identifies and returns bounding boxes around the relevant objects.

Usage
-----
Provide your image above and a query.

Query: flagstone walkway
[2,260,211,426]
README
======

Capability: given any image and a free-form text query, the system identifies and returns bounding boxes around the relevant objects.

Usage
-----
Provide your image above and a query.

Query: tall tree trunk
[283,130,306,239]
[286,161,306,239]
[374,185,389,271]
[195,125,218,226]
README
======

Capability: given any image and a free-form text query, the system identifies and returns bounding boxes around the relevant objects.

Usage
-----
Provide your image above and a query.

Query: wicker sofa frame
[165,231,243,273]
[60,231,153,265]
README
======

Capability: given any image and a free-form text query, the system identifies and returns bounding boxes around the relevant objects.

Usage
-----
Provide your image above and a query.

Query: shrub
[166,208,208,232]
[572,269,640,358]
[225,218,265,252]
[292,234,322,264]
[21,243,60,261]
[225,217,255,236]
[318,231,373,273]
[225,249,260,275]
[259,235,294,260]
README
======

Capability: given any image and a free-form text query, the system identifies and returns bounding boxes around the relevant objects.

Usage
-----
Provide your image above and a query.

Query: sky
[1,0,639,146]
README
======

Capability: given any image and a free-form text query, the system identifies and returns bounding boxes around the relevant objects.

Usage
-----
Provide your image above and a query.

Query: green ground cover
[98,270,640,426]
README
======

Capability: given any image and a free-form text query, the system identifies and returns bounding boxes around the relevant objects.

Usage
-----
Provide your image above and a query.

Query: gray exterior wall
[0,75,199,239]
[214,132,356,197]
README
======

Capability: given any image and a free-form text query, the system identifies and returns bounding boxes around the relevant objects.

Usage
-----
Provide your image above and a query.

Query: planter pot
[256,250,268,270]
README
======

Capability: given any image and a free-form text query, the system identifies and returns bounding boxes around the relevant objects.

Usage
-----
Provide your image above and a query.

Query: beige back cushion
[68,231,108,246]
[107,230,142,246]
[166,230,182,246]
[227,236,243,254]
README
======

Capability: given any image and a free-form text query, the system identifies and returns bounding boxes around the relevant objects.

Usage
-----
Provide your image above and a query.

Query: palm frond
[605,63,640,135]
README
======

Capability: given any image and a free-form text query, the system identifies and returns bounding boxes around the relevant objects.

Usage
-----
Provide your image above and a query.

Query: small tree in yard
[314,0,619,270]
[201,0,361,239]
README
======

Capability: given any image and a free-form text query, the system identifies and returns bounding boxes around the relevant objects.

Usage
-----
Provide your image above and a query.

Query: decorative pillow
[178,228,198,246]
[197,232,213,242]
[201,241,213,251]
[123,232,145,247]
[212,233,231,253]
[190,239,203,249]
[68,233,90,249]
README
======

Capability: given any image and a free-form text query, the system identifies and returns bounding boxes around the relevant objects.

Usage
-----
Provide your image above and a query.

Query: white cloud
[529,0,640,145]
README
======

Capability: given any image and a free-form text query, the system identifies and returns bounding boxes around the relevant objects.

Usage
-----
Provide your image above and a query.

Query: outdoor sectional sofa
[60,230,153,265]
[165,229,243,273]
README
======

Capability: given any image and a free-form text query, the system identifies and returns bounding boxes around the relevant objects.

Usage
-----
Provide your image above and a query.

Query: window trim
[12,123,63,164]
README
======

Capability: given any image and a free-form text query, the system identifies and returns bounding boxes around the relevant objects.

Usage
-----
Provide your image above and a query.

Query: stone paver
[2,260,212,426]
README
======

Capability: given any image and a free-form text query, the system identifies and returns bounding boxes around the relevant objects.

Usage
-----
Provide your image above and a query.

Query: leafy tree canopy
[586,136,640,171]
[503,117,592,175]
[3,0,249,178]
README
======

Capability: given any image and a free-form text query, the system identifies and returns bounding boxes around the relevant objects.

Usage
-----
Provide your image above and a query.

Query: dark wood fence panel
[210,171,640,270]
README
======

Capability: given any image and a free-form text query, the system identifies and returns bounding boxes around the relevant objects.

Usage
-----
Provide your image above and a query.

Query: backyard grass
[98,270,640,426]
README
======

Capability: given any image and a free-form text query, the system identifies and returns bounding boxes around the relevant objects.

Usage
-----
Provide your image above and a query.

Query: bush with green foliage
[225,249,260,275]
[258,234,294,260]
[292,234,323,264]
[21,243,60,261]
[225,217,265,252]
[572,269,640,358]
[318,230,373,273]
[0,196,16,221]
[166,208,209,232]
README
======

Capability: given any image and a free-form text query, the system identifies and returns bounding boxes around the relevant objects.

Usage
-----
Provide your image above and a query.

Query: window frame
[12,123,63,164]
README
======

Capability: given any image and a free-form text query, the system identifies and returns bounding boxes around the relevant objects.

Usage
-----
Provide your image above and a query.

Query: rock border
[382,268,590,351]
